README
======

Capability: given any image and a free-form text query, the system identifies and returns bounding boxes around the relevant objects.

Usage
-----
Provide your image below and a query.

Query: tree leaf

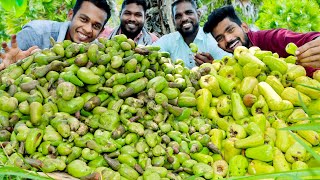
[280,122,320,131]
[255,0,320,32]
[298,92,311,118]
[227,168,320,180]
[0,167,53,180]
[16,0,24,7]
[13,0,27,17]
[0,0,15,11]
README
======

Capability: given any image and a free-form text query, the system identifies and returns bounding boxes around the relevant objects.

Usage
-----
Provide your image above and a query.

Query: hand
[194,52,214,66]
[296,37,320,68]
[0,35,38,70]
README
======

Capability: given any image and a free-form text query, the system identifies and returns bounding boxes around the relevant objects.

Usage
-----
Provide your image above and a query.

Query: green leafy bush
[255,0,320,32]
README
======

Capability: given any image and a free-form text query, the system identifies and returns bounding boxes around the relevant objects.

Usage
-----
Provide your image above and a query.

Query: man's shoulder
[158,31,180,40]
[23,20,65,33]
[153,32,181,49]
[249,28,289,36]
[195,27,215,42]
[24,20,63,27]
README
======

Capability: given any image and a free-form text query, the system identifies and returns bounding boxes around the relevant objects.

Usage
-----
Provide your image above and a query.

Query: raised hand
[0,35,38,70]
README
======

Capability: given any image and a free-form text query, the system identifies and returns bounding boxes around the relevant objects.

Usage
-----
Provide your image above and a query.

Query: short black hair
[73,0,111,25]
[171,0,197,16]
[120,0,148,13]
[203,5,242,33]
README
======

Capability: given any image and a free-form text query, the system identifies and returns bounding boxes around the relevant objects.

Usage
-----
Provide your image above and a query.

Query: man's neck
[119,28,141,41]
[248,38,253,48]
[126,33,139,40]
[246,31,253,48]
[182,28,199,45]
[65,28,71,41]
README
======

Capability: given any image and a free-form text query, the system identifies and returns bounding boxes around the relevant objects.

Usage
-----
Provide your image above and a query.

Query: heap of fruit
[0,35,319,179]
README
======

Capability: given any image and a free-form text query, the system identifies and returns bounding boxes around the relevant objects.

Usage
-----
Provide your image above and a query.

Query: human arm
[296,36,320,68]
[0,35,38,71]
[248,29,320,58]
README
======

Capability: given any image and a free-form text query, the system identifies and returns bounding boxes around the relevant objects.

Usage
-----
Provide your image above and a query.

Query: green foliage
[198,0,262,28]
[0,0,28,17]
[233,1,262,26]
[198,0,230,27]
[255,0,320,32]
[0,167,52,180]
[0,18,10,42]
[0,0,74,42]
[227,168,320,180]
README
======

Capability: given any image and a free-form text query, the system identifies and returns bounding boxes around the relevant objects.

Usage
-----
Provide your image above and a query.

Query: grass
[0,167,52,180]
[228,168,320,180]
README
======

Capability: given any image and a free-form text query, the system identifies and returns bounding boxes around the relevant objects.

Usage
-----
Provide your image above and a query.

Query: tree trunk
[162,0,175,33]
[146,0,175,37]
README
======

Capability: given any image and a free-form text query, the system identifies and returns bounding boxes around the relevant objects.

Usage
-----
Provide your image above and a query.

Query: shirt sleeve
[16,26,41,51]
[249,29,320,57]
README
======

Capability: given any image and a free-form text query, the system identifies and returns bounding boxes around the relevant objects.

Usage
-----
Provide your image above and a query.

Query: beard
[242,34,250,48]
[177,22,199,37]
[120,21,143,40]
[226,34,250,51]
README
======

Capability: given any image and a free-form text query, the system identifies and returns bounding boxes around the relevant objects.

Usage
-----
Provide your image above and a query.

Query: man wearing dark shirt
[203,5,320,77]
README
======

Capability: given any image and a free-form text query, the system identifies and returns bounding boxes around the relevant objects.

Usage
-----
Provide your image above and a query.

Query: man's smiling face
[120,3,145,39]
[212,17,250,53]
[173,1,200,37]
[68,1,107,43]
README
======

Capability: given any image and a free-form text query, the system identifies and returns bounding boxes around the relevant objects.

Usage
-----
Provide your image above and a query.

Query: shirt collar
[57,21,71,42]
[174,27,205,42]
[196,27,205,41]
[117,28,143,42]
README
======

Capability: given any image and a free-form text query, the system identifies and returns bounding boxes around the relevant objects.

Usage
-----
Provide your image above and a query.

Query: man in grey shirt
[0,0,111,70]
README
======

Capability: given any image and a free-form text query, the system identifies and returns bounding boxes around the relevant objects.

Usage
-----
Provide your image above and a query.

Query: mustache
[127,20,136,24]
[125,20,138,26]
[226,38,240,48]
[181,20,193,27]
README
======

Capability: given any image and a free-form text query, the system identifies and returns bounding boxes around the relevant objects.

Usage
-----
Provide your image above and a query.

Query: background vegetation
[0,0,320,179]
[0,0,320,42]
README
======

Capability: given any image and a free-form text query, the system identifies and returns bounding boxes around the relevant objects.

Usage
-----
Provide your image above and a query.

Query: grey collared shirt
[16,20,70,51]
[0,20,69,63]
